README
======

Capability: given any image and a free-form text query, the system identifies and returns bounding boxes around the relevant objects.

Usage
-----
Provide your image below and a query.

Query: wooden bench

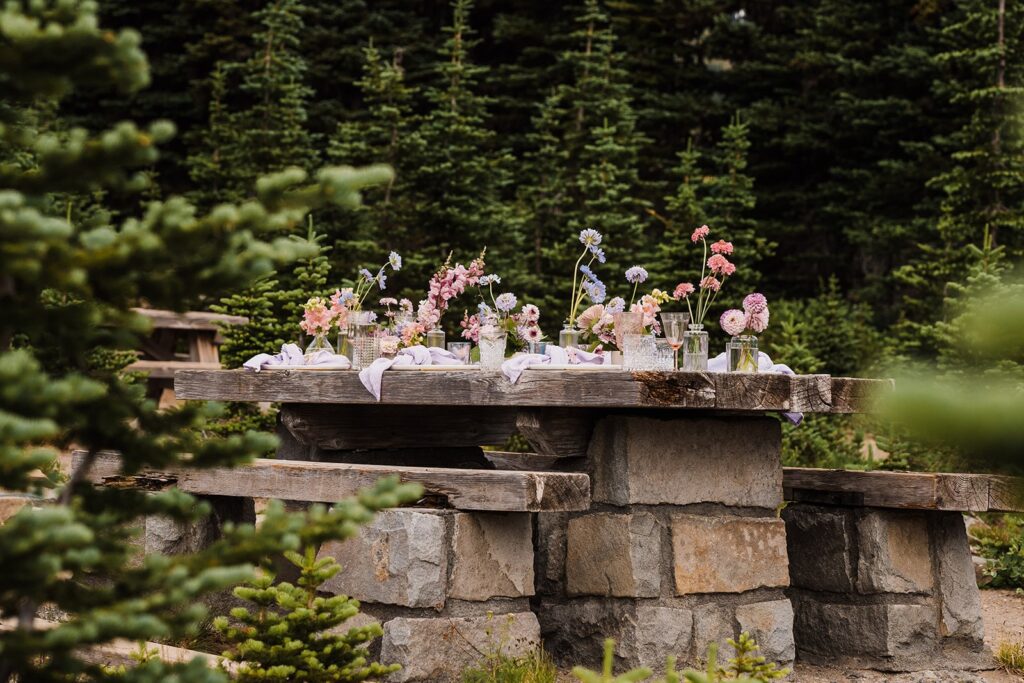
[127,308,247,408]
[781,467,1023,672]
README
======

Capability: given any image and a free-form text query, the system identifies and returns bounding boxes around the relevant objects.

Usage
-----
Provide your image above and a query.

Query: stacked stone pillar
[535,414,795,670]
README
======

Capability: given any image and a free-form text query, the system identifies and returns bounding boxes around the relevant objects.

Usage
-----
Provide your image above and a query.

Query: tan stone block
[567,512,660,598]
[857,510,934,594]
[671,515,789,595]
[735,599,795,664]
[449,512,534,601]
[589,416,782,509]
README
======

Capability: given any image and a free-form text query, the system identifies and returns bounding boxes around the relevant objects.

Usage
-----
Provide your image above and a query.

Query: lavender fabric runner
[501,345,608,384]
[243,343,352,372]
[709,351,803,425]
[358,345,463,401]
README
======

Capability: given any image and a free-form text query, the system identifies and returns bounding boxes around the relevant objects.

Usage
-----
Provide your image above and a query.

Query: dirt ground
[557,590,1024,682]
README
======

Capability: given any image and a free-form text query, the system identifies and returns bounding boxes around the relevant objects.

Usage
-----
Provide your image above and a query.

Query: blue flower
[360,268,375,283]
[605,296,626,314]
[495,292,518,312]
[478,302,494,315]
[625,266,649,284]
[579,264,596,281]
[377,273,387,290]
[339,290,355,304]
[389,251,402,271]
[579,228,603,247]
[584,280,606,304]
[589,246,606,264]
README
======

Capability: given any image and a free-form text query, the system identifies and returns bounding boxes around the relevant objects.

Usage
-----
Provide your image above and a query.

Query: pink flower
[461,312,482,343]
[699,276,721,292]
[722,261,736,276]
[747,308,770,333]
[691,224,710,243]
[710,240,734,255]
[742,293,768,314]
[720,309,747,336]
[521,303,540,323]
[576,303,605,331]
[400,321,425,345]
[673,282,695,300]
[300,297,335,335]
[379,335,400,355]
[519,325,543,342]
[707,254,734,275]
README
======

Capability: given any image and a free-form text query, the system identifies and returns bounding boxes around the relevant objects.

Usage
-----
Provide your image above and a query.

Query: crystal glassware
[622,333,655,370]
[727,334,759,372]
[447,342,471,365]
[659,311,691,370]
[613,311,644,349]
[425,328,445,348]
[654,338,675,370]
[478,330,507,369]
[681,323,709,372]
[348,311,378,370]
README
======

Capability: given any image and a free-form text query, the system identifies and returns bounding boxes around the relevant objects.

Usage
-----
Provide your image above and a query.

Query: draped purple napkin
[358,345,463,400]
[709,351,803,425]
[243,343,352,373]
[501,345,608,384]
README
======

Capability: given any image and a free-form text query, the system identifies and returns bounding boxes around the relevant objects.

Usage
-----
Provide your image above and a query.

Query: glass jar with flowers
[461,274,544,355]
[721,294,770,372]
[564,229,607,348]
[576,297,624,361]
[673,226,737,371]
[417,250,486,349]
[300,296,336,357]
[331,250,402,358]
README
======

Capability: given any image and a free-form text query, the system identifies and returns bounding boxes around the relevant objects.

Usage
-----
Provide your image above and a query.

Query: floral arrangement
[346,251,402,312]
[416,250,486,333]
[575,297,625,347]
[460,274,543,349]
[299,296,335,337]
[720,293,770,336]
[673,225,736,327]
[567,229,607,327]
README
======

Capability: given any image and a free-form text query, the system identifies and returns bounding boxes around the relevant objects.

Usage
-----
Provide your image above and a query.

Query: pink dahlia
[673,282,695,299]
[747,308,770,333]
[699,276,721,292]
[720,309,747,336]
[691,224,710,243]
[742,293,768,314]
[710,240,734,255]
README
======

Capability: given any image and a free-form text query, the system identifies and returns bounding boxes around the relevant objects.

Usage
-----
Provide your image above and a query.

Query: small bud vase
[681,323,708,372]
[559,325,581,349]
[425,329,446,348]
[336,331,350,359]
[305,332,334,357]
[727,334,759,372]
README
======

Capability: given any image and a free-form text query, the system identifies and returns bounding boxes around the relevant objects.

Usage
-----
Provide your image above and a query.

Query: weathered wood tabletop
[175,369,888,413]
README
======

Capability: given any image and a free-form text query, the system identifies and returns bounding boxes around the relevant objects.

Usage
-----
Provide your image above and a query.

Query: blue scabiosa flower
[389,251,402,270]
[579,228,603,247]
[625,266,649,284]
[579,264,596,281]
[590,246,606,263]
[605,297,626,314]
[360,268,375,283]
[377,273,387,290]
[478,302,494,316]
[584,280,607,304]
[495,292,518,312]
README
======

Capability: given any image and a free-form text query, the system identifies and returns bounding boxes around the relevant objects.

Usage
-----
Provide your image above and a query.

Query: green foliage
[217,545,401,682]
[570,639,652,683]
[971,514,1024,590]
[460,615,557,683]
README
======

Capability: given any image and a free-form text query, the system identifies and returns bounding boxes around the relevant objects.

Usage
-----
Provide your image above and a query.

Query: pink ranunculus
[710,240,734,255]
[743,293,768,314]
[707,254,733,275]
[747,307,770,333]
[699,276,721,292]
[691,224,710,243]
[673,282,695,300]
[720,309,747,336]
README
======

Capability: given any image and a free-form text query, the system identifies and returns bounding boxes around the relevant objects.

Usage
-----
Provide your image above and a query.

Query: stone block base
[784,505,991,671]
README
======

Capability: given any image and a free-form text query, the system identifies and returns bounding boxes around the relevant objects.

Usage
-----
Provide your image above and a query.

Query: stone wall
[784,504,990,672]
[534,415,796,672]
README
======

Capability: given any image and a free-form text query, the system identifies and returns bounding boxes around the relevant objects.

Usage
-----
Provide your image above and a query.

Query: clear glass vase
[425,329,446,348]
[348,311,378,370]
[304,332,334,357]
[727,334,759,372]
[336,331,350,359]
[559,326,580,349]
[479,331,507,369]
[681,323,709,372]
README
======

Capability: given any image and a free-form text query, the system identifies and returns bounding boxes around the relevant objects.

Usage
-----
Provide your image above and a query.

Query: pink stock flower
[707,253,734,275]
[710,240,734,255]
[699,276,721,292]
[461,312,482,343]
[691,224,710,243]
[300,297,335,336]
[742,293,768,314]
[747,308,770,333]
[720,309,747,336]
[400,321,425,345]
[673,282,695,299]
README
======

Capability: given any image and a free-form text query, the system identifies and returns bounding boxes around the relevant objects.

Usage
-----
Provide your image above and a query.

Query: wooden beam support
[80,452,591,512]
[132,308,248,331]
[175,369,888,414]
[783,467,1024,512]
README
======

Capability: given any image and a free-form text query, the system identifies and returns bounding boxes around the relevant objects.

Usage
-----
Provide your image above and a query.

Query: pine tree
[217,547,399,682]
[0,3,410,680]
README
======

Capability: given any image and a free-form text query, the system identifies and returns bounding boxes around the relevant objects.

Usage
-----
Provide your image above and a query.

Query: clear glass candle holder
[479,331,507,369]
[727,334,759,372]
[653,338,675,370]
[447,342,471,365]
[527,341,547,355]
[558,326,580,349]
[681,323,709,372]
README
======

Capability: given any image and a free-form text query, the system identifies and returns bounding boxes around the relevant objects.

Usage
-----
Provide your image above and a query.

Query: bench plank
[80,452,591,512]
[783,467,1024,512]
[175,369,888,413]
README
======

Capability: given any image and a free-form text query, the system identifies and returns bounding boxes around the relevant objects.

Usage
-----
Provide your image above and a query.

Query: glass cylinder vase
[348,311,379,370]
[304,332,334,357]
[727,334,759,372]
[425,329,446,348]
[479,331,507,369]
[336,331,350,359]
[681,323,709,372]
[558,326,580,349]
